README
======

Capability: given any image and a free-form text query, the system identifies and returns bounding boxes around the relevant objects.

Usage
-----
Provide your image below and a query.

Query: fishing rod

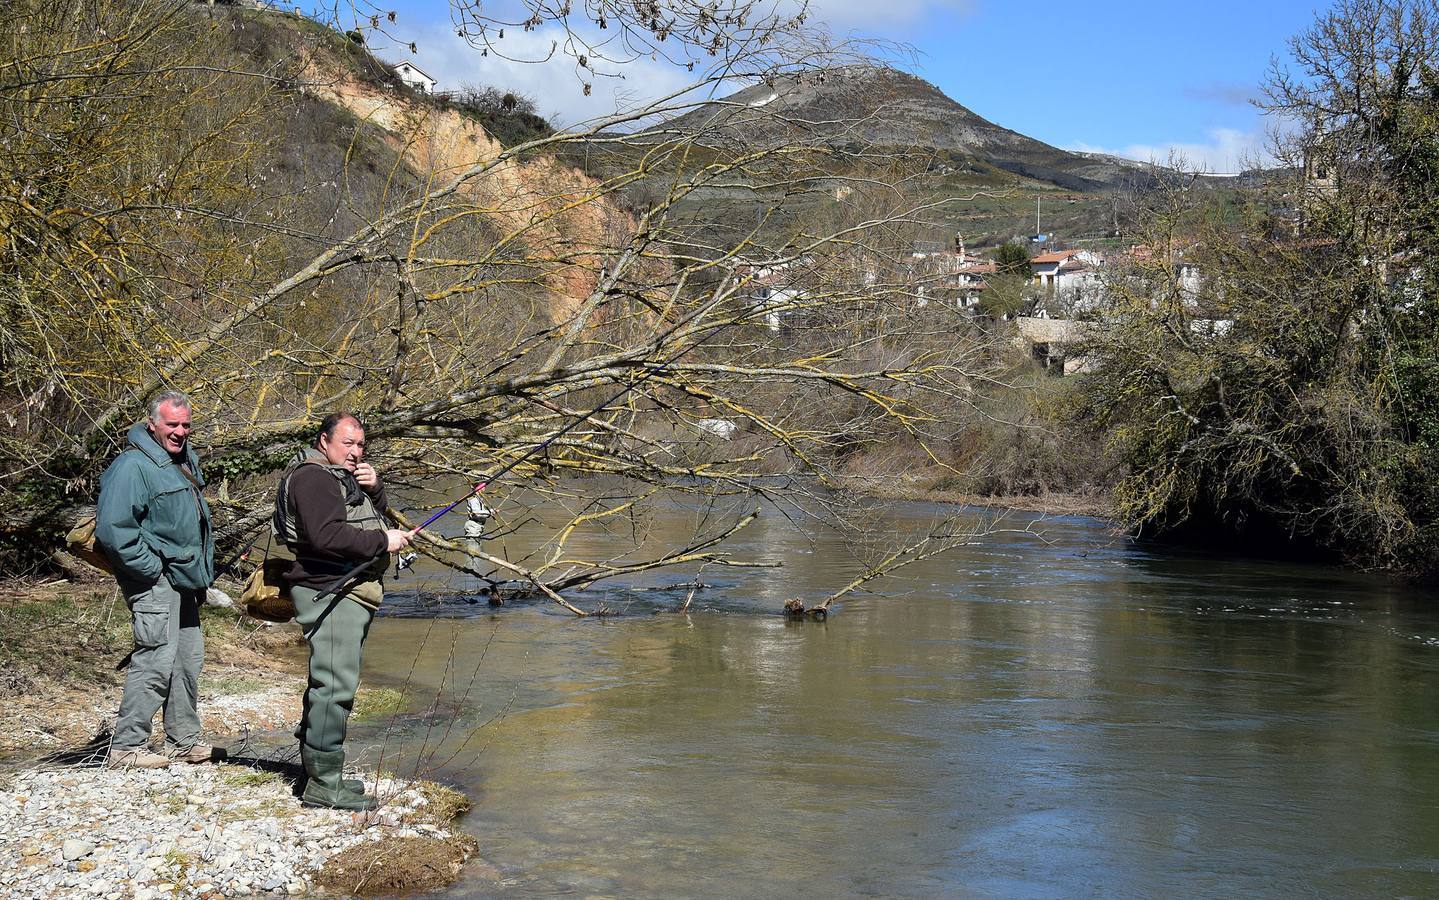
[310,309,742,605]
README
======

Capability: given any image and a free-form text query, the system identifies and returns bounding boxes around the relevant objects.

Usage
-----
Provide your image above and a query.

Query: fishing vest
[273,448,389,591]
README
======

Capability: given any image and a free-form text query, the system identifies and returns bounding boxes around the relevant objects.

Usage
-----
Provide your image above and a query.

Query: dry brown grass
[838,474,1113,519]
[314,834,479,895]
[415,780,472,827]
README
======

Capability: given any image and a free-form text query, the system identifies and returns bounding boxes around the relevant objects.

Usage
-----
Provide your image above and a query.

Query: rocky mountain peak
[658,65,1154,191]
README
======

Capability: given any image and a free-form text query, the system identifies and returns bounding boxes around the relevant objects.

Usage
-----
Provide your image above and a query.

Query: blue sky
[363,0,1327,171]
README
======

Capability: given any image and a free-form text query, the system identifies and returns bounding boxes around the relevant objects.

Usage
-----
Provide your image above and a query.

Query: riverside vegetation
[1,0,1433,602]
[1077,0,1439,575]
[0,0,1117,618]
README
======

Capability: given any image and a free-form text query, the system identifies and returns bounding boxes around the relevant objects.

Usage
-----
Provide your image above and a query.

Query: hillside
[3,0,1115,587]
[654,66,1157,193]
[223,6,628,320]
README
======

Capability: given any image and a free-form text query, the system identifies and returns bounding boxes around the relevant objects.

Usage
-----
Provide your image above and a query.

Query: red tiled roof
[1030,250,1080,264]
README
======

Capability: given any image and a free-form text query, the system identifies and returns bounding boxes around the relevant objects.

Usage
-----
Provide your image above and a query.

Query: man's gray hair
[148,390,192,421]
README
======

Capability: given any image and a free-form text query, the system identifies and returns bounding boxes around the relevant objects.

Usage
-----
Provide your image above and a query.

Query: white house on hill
[393,61,437,94]
[1029,248,1104,314]
[737,261,812,331]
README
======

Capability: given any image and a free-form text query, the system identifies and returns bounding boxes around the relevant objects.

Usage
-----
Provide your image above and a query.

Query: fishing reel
[394,551,419,576]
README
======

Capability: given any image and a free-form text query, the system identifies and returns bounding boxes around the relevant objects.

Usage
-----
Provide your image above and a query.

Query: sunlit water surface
[343,497,1439,897]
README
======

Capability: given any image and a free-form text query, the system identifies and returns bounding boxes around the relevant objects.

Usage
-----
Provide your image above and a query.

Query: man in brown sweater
[274,412,411,810]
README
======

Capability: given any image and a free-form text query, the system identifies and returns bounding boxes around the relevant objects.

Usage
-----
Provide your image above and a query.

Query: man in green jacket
[96,391,217,769]
[274,412,411,810]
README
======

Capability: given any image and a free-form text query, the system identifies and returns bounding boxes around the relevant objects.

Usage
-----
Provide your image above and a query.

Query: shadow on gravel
[38,728,299,796]
[219,737,306,796]
[38,727,112,768]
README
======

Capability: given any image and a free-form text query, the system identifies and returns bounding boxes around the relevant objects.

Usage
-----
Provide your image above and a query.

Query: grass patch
[415,781,471,827]
[221,768,285,789]
[199,670,270,697]
[199,602,255,643]
[0,586,128,692]
[159,846,196,892]
[142,783,190,816]
[352,687,405,721]
[218,796,301,824]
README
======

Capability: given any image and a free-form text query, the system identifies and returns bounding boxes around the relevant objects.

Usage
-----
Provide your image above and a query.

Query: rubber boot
[297,727,365,794]
[300,746,377,811]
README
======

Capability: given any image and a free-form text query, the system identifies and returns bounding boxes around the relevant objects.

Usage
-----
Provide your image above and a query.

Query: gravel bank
[1,762,472,898]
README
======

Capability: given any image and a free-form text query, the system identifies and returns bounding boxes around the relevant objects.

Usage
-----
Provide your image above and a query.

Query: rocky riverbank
[1,762,477,898]
[0,578,483,897]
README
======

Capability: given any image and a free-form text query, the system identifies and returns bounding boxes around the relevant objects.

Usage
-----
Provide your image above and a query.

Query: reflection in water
[356,502,1439,897]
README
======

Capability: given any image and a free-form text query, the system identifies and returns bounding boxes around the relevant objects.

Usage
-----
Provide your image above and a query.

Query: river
[350,495,1439,896]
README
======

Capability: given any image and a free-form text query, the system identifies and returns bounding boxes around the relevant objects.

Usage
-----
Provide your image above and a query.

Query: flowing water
[351,495,1439,897]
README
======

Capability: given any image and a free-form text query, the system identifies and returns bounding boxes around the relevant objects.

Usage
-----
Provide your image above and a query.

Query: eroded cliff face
[296,50,634,322]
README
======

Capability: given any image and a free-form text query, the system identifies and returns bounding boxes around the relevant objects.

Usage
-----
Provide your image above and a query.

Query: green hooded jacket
[95,421,215,592]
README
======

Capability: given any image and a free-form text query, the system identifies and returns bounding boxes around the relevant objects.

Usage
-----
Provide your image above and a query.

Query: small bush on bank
[444,86,554,147]
[352,686,406,721]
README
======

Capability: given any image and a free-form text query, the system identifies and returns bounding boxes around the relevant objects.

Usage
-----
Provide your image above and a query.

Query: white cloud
[385,0,979,125]
[381,0,979,128]
[395,22,700,128]
[1069,127,1274,173]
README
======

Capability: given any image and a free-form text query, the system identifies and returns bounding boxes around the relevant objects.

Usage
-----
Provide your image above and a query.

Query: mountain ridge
[654,66,1157,192]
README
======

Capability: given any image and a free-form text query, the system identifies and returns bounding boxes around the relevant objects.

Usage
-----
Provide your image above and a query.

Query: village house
[948,259,995,309]
[910,235,995,311]
[392,61,438,94]
[1124,243,1204,306]
[736,260,814,331]
[1028,248,1076,287]
[1028,248,1105,315]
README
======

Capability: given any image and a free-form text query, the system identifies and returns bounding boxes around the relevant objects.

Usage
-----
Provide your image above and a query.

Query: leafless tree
[1,0,1004,612]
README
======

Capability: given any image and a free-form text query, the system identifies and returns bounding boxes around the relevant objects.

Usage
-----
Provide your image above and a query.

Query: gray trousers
[113,577,204,751]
